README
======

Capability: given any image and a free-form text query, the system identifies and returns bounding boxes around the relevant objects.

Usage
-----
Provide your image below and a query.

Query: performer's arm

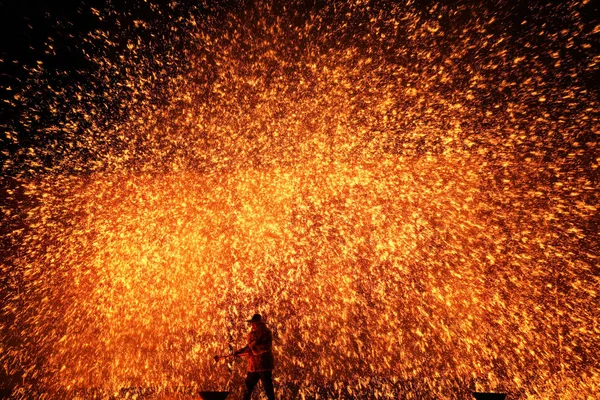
[234,345,250,356]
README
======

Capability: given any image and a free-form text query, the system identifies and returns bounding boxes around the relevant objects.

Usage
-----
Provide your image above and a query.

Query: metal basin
[199,391,230,400]
[472,393,507,400]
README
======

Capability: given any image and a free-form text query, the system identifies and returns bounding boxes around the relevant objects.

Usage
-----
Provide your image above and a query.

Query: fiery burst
[1,0,598,398]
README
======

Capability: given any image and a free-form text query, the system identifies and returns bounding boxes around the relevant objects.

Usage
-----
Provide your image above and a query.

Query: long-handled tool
[213,354,238,362]
[214,349,252,362]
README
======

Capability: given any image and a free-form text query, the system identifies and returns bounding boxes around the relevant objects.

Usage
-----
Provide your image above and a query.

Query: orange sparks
[1,1,598,399]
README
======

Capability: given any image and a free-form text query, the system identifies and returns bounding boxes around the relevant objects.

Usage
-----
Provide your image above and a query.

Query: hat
[246,313,263,323]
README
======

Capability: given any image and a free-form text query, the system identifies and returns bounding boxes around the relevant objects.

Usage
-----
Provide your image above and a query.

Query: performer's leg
[243,372,260,400]
[260,371,276,400]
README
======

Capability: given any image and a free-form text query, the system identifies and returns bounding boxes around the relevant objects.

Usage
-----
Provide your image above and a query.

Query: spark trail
[1,0,598,398]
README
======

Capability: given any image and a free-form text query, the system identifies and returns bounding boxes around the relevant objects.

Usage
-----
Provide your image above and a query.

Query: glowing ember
[1,1,598,398]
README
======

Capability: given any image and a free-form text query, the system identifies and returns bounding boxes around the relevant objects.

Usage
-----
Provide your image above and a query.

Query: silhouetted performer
[234,313,276,400]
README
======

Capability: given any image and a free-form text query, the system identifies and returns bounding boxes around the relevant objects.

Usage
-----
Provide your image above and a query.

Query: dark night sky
[1,0,598,162]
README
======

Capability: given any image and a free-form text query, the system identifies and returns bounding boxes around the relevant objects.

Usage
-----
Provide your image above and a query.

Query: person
[234,313,276,400]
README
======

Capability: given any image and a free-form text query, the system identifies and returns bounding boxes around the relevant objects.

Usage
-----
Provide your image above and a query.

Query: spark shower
[1,0,598,398]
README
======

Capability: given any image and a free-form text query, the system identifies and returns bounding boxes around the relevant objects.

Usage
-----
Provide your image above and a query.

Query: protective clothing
[236,321,274,372]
